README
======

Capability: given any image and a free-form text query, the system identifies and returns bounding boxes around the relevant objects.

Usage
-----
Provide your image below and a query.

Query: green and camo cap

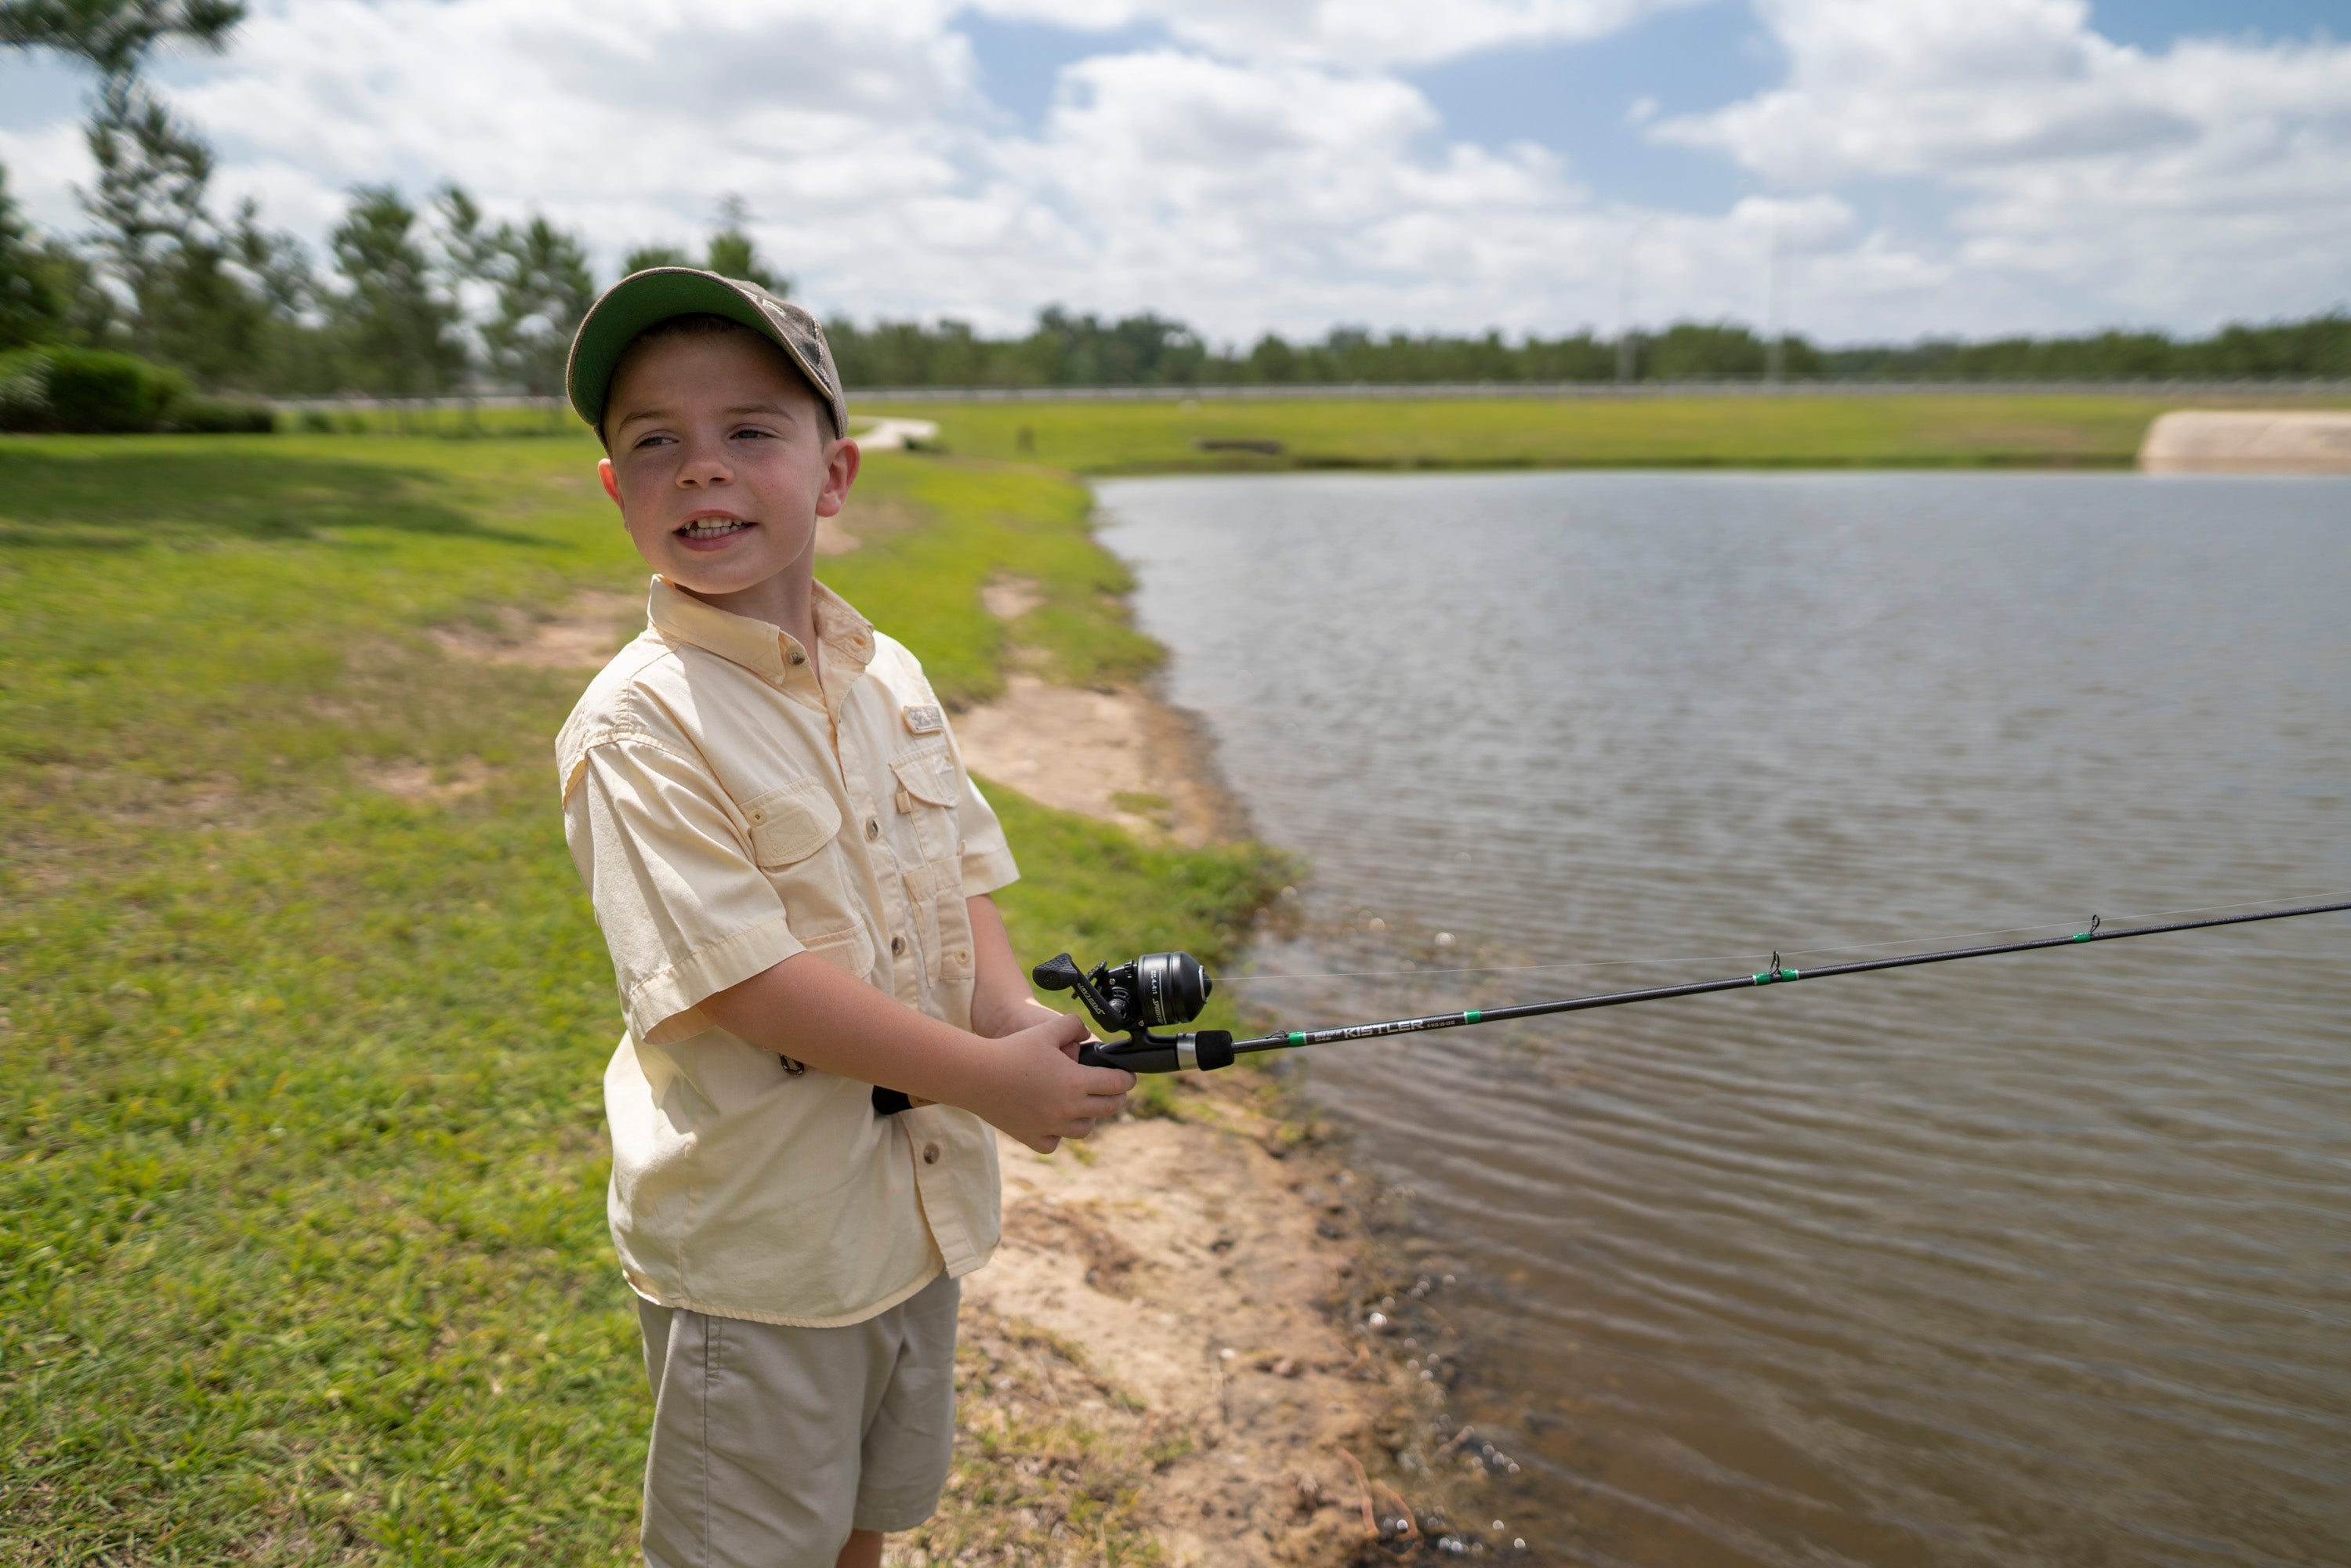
[566,267,848,440]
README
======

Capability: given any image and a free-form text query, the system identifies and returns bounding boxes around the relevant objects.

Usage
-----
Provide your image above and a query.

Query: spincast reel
[1031,951,1235,1074]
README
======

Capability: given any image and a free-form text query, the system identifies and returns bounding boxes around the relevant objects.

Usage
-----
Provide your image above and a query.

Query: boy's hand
[699,930,1134,1153]
[973,1010,1135,1154]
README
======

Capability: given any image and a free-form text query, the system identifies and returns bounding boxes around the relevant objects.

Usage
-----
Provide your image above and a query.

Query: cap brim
[565,268,843,437]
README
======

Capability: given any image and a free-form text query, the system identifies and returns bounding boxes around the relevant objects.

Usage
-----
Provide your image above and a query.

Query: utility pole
[1766,223,1787,384]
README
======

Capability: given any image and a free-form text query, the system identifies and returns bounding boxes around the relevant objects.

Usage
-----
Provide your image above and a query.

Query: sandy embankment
[422,487,1451,1563]
[2139,410,2351,473]
[932,577,1445,1563]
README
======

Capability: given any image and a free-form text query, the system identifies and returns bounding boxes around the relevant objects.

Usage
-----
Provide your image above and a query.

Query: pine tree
[0,161,71,350]
[0,0,244,74]
[621,244,691,276]
[705,194,788,295]
[329,186,463,396]
[484,215,596,395]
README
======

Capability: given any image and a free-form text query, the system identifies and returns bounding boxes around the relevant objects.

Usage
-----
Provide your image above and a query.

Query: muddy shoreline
[951,659,1521,1563]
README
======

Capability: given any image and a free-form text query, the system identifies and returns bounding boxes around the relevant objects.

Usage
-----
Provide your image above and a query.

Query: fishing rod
[1049,898,2351,1074]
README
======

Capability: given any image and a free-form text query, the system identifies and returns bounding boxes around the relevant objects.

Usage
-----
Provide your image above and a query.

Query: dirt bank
[951,667,1244,848]
[2139,409,2351,473]
[922,592,1502,1566]
[895,1077,1433,1566]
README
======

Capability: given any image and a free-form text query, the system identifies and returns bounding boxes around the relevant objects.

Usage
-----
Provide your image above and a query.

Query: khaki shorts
[636,1271,960,1568]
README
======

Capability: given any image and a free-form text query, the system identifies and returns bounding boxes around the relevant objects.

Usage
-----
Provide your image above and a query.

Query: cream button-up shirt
[557,578,1016,1327]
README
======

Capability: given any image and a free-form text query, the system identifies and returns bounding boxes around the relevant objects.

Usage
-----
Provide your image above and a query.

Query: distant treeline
[7,139,2346,400]
[828,310,2351,389]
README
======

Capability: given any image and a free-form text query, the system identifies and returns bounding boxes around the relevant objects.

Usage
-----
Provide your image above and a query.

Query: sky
[2,0,2346,346]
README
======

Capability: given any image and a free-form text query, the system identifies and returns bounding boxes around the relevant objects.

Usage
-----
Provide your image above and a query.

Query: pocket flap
[902,858,960,902]
[890,747,961,808]
[799,922,875,979]
[742,778,842,867]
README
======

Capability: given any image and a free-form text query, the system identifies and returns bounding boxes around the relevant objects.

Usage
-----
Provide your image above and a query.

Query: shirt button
[890,934,906,956]
[865,817,880,840]
[922,1143,940,1165]
[788,650,806,666]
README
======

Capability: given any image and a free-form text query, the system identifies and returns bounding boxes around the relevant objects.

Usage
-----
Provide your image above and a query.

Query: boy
[555,267,1136,1568]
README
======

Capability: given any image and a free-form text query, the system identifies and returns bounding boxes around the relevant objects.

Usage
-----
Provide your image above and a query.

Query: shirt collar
[647,576,877,697]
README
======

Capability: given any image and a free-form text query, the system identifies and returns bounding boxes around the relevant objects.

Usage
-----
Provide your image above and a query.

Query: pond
[1096,470,2351,1566]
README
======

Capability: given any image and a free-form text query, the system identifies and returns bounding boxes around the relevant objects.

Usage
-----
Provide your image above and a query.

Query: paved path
[853,417,940,451]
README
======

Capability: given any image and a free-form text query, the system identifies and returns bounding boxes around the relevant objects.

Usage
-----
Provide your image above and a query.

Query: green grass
[276,404,589,440]
[0,432,1282,1563]
[263,387,2349,473]
[818,454,1161,701]
[860,390,2351,473]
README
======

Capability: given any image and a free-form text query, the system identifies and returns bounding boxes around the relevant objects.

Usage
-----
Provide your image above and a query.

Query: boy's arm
[697,946,1132,1154]
[965,893,1067,1040]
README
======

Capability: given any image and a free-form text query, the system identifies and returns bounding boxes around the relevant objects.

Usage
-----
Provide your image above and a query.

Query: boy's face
[597,329,857,600]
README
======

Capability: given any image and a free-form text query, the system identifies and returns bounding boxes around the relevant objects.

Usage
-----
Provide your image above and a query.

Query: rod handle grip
[1078,1031,1235,1074]
[1081,1041,1176,1074]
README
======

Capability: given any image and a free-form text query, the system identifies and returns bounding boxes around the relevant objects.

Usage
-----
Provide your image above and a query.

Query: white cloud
[0,120,92,233]
[1007,50,1608,334]
[2,0,2345,343]
[1652,0,2351,328]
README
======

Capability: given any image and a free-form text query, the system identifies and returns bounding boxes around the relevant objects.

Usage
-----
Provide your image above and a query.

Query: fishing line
[1218,888,2351,986]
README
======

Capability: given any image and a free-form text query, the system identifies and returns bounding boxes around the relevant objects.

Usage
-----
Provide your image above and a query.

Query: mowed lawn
[0,433,1282,1563]
[859,389,2351,473]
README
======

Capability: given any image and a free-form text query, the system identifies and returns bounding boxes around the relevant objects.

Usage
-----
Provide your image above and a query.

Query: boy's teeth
[682,519,746,537]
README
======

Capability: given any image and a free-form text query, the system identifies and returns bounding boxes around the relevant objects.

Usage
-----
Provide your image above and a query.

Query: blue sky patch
[958,11,1171,132]
[1406,1,1776,212]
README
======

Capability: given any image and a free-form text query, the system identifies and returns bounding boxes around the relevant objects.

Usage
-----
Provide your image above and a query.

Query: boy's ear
[814,436,861,519]
[598,458,621,510]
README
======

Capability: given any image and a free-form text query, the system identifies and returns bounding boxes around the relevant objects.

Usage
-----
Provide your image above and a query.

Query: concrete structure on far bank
[2140,411,2351,473]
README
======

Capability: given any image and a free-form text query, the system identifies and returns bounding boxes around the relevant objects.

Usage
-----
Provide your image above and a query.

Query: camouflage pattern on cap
[565,266,849,440]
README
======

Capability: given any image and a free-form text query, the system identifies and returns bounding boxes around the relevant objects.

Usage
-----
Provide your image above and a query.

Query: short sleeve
[564,737,806,1043]
[945,726,1020,898]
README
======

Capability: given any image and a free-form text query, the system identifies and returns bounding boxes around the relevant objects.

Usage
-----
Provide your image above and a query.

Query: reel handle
[1032,951,1119,1032]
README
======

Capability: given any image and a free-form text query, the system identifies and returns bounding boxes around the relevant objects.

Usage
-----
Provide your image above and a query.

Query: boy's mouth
[676,513,755,549]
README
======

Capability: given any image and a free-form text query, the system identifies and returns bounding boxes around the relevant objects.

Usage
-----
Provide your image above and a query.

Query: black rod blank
[1226,899,2351,1056]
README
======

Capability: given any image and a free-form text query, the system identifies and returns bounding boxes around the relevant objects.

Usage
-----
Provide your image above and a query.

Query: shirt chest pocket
[740,778,864,962]
[889,747,973,985]
[889,745,962,868]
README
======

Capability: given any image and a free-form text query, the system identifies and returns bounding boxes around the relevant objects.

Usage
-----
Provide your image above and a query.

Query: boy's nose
[677,442,732,485]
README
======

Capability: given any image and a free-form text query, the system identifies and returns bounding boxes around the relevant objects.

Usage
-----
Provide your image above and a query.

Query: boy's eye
[731,426,774,441]
[632,433,676,450]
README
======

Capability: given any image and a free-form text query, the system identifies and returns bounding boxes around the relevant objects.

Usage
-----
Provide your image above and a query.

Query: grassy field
[860,389,2351,473]
[0,432,1284,1563]
[296,386,2351,473]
